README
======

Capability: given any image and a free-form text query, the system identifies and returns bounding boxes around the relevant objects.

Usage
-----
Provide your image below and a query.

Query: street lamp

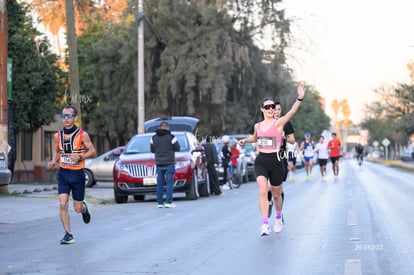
[137,0,145,134]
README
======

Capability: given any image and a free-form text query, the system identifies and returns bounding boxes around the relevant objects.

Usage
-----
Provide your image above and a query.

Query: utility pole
[137,0,145,134]
[0,0,8,193]
[64,0,81,126]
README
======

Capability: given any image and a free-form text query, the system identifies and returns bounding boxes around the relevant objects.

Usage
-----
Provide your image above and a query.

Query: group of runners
[294,132,342,181]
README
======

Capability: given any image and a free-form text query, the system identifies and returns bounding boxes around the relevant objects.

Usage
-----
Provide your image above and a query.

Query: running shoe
[157,204,165,208]
[260,224,271,236]
[165,203,176,208]
[273,218,283,233]
[82,201,91,224]
[268,199,273,218]
[60,232,75,245]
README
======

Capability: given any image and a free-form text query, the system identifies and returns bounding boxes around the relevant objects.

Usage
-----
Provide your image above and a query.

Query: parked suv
[401,146,414,161]
[214,135,256,183]
[228,134,256,182]
[113,117,209,203]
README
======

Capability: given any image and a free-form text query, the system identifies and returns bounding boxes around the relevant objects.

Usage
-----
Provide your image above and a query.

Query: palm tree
[29,0,96,57]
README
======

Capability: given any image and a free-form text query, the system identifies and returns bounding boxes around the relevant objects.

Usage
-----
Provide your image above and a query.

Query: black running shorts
[254,152,285,186]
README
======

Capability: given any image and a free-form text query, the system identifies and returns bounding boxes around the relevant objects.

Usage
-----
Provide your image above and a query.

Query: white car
[84,146,125,187]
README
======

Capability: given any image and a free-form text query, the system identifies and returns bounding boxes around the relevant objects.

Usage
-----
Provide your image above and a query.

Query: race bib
[61,155,76,166]
[257,137,275,147]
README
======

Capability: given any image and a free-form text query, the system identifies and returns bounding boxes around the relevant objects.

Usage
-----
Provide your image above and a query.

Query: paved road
[1,159,414,274]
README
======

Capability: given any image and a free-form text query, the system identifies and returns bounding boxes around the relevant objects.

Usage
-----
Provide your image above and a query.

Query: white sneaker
[222,183,230,190]
[157,204,164,208]
[273,218,283,233]
[165,203,176,208]
[260,224,271,236]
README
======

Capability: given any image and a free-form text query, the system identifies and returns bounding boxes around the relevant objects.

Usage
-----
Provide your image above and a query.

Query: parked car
[113,132,209,203]
[400,146,414,161]
[213,135,256,183]
[0,152,11,186]
[228,134,256,182]
[84,146,125,187]
[113,126,209,203]
[369,150,383,160]
[144,116,199,134]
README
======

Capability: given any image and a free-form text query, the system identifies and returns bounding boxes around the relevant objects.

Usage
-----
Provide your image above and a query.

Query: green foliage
[7,0,64,133]
[290,87,331,140]
[76,0,329,145]
[362,84,414,145]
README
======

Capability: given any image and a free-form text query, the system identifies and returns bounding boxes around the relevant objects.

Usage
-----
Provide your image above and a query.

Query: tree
[8,0,64,133]
[75,0,300,145]
[289,86,330,140]
[362,84,414,145]
[29,0,96,57]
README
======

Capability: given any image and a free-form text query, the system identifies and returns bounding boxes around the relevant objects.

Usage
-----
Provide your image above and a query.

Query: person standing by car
[203,135,222,196]
[239,83,306,236]
[314,136,329,180]
[47,105,96,245]
[150,121,180,208]
[221,135,232,189]
[230,141,240,175]
[328,132,342,177]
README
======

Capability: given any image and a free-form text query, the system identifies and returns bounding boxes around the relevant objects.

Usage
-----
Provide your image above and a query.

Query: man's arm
[81,131,96,160]
[47,133,60,168]
[172,135,180,152]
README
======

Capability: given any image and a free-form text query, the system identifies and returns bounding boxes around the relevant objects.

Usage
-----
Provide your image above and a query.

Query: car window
[125,134,189,154]
[107,150,122,160]
[125,136,152,154]
[177,134,189,151]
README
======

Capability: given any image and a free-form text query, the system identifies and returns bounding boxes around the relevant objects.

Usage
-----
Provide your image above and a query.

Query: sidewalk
[0,182,114,225]
[370,159,414,172]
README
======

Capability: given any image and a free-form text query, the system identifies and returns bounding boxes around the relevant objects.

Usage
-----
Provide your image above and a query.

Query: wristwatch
[78,155,83,161]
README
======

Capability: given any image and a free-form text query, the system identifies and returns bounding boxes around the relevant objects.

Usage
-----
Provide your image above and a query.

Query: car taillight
[175,160,191,169]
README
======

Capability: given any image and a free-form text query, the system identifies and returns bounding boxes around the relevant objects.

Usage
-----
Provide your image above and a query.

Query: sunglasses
[262,104,276,110]
[60,114,74,119]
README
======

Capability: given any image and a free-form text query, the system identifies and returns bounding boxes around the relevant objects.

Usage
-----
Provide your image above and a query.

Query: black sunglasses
[262,104,276,110]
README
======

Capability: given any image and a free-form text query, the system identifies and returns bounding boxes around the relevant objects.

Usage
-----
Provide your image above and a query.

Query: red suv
[112,117,210,203]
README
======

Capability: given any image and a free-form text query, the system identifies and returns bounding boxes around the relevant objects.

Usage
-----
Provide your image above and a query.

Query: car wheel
[84,170,96,187]
[114,188,128,203]
[133,195,145,201]
[186,173,199,200]
[199,173,210,197]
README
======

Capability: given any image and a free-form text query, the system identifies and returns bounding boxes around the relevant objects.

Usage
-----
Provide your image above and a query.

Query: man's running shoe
[260,224,271,236]
[157,204,165,208]
[165,203,176,208]
[60,232,75,245]
[82,201,91,224]
[273,218,283,233]
[268,199,273,218]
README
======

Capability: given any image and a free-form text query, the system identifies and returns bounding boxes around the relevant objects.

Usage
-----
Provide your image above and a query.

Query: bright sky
[281,0,414,124]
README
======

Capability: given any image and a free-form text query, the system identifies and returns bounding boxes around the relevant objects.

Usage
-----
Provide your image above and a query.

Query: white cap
[222,135,229,143]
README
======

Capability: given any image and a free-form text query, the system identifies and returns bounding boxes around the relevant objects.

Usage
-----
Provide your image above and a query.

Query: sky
[280,0,414,124]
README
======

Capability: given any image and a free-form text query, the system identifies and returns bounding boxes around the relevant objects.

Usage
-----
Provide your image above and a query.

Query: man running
[300,132,315,181]
[328,132,342,177]
[355,142,364,166]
